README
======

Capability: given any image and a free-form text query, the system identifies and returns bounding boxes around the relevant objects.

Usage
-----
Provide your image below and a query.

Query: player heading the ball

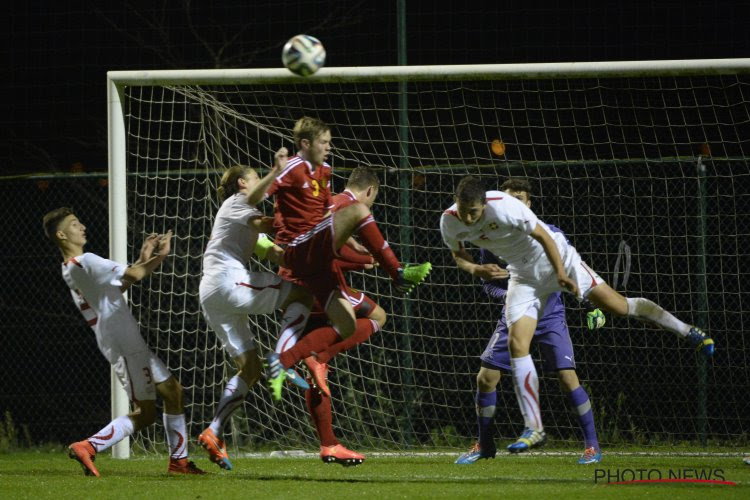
[440,176,714,454]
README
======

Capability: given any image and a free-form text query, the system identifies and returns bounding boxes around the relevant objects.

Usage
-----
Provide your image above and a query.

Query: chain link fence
[1,175,111,447]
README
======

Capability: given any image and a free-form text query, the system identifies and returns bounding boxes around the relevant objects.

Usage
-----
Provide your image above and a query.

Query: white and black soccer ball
[282,34,326,76]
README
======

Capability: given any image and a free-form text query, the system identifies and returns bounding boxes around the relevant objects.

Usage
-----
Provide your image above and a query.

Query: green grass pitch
[2,450,748,499]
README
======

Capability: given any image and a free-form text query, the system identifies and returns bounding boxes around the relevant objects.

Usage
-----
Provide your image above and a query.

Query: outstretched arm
[246,147,288,206]
[120,231,172,291]
[529,223,579,296]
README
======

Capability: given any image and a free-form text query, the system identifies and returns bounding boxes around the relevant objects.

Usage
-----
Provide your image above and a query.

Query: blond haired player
[263,117,430,401]
[43,207,204,477]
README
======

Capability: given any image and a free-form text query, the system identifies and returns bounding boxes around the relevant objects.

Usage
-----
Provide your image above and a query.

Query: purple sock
[568,386,599,451]
[476,391,497,453]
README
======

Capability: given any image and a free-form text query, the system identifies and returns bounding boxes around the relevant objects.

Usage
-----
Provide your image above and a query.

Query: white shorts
[199,268,292,358]
[95,317,171,402]
[112,349,171,403]
[505,246,604,326]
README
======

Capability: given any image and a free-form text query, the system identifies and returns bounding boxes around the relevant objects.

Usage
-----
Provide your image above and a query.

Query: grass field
[1,449,748,499]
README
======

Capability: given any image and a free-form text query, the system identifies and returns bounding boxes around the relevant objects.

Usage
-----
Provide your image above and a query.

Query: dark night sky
[3,0,749,176]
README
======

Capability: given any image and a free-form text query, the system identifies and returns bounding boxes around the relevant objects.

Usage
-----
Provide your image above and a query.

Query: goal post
[108,58,750,456]
[107,77,130,459]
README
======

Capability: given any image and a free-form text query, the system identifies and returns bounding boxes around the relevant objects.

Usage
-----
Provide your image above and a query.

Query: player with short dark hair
[441,175,714,459]
[454,178,603,465]
[43,207,204,476]
[279,167,391,466]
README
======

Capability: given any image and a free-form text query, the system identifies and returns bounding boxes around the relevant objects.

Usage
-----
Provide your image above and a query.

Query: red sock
[306,386,338,447]
[354,215,401,279]
[279,326,340,368]
[316,318,379,364]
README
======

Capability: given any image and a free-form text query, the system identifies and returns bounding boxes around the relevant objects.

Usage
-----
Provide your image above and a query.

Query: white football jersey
[201,192,263,288]
[440,190,569,280]
[61,252,141,362]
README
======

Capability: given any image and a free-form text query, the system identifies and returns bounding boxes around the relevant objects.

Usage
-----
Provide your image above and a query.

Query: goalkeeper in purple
[455,178,602,465]
[441,175,715,465]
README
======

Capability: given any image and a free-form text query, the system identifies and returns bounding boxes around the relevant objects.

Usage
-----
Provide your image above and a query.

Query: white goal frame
[107,57,750,458]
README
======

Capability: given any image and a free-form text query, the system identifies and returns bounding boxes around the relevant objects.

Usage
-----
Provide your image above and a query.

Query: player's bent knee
[369,306,387,328]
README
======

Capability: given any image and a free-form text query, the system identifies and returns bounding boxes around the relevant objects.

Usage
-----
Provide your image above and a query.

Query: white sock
[626,297,690,337]
[209,375,249,436]
[87,415,135,452]
[163,413,188,459]
[274,301,311,353]
[511,355,543,432]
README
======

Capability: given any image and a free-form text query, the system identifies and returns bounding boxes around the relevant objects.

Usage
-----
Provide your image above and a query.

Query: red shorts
[283,218,346,308]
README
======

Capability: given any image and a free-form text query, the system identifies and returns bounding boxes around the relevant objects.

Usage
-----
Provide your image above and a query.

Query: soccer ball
[282,35,326,76]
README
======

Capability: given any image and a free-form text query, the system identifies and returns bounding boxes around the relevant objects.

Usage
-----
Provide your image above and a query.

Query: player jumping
[196,162,314,471]
[454,178,603,465]
[441,176,714,457]
[263,117,429,399]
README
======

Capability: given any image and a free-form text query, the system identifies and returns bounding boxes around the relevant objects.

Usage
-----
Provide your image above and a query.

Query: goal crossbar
[108,58,750,86]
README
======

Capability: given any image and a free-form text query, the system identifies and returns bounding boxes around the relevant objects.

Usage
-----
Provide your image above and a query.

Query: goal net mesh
[120,69,750,453]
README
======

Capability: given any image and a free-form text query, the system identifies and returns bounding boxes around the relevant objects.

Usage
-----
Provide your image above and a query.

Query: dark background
[4,1,749,177]
[2,0,749,447]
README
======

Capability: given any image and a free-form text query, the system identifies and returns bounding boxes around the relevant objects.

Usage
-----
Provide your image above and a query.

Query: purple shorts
[479,312,575,372]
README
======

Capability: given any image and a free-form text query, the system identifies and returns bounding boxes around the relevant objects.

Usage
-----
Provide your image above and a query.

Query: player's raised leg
[333,203,401,281]
[587,282,714,358]
[332,203,429,294]
[274,294,354,399]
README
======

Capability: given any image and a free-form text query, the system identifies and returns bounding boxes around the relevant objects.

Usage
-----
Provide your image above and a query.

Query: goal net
[108,60,750,455]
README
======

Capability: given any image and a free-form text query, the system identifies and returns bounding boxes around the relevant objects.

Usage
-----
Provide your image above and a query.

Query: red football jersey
[330,189,358,212]
[267,155,332,245]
